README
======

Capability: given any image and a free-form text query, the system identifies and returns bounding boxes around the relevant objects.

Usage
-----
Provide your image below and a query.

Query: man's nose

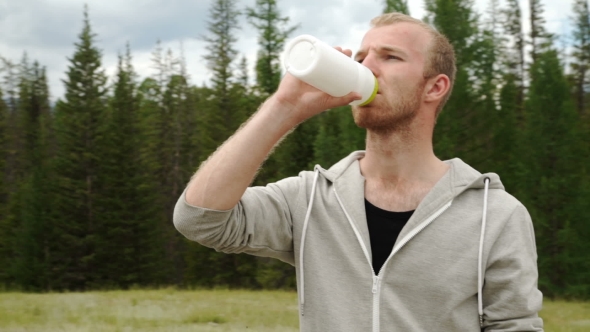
[360,53,380,77]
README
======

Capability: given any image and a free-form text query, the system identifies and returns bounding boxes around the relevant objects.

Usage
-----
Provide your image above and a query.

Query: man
[174,12,543,332]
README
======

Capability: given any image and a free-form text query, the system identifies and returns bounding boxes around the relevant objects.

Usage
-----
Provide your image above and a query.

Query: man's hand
[272,47,362,125]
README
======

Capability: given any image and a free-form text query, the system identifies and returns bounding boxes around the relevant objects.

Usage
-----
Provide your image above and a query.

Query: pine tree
[203,0,239,95]
[0,57,18,115]
[246,0,297,96]
[0,85,11,285]
[92,48,167,289]
[140,41,236,286]
[529,0,550,62]
[137,45,183,286]
[51,7,108,290]
[570,0,590,115]
[1,58,22,230]
[524,48,583,297]
[136,76,176,282]
[384,0,410,15]
[492,72,524,198]
[164,74,198,197]
[17,56,42,175]
[501,0,526,121]
[468,0,504,170]
[11,62,53,291]
[200,0,241,162]
[0,57,54,290]
[568,0,590,298]
[488,0,528,211]
[0,56,31,287]
[0,57,19,287]
[201,0,241,150]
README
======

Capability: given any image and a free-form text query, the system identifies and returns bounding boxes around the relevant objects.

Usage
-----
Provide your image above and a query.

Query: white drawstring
[478,177,490,328]
[299,170,320,316]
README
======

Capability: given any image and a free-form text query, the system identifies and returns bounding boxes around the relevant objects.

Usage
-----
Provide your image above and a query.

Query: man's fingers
[345,92,362,103]
[326,92,362,109]
[334,46,353,58]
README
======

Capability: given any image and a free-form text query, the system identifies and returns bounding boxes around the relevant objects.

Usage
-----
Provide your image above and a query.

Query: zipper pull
[372,276,380,293]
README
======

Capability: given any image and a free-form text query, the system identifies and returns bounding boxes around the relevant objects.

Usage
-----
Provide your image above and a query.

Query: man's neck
[360,127,449,212]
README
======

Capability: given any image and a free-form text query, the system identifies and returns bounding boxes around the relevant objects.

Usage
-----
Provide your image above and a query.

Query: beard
[352,80,425,136]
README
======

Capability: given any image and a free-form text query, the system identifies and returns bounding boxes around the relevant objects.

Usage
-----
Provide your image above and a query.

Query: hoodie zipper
[372,275,381,332]
[334,187,452,332]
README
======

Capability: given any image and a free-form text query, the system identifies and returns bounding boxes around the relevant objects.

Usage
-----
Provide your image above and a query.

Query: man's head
[352,13,456,134]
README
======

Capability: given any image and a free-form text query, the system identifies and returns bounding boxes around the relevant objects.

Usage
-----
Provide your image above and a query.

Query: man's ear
[424,74,450,104]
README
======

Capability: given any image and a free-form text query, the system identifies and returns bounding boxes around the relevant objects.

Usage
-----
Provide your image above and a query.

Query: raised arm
[185,49,360,211]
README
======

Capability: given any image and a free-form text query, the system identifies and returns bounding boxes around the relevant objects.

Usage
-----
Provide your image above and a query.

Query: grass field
[0,289,588,331]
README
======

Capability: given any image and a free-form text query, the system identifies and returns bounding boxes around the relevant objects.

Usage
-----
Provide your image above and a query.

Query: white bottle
[283,34,378,106]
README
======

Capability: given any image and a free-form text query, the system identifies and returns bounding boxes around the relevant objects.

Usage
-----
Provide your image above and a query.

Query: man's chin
[353,110,419,135]
[352,101,385,116]
[352,115,384,131]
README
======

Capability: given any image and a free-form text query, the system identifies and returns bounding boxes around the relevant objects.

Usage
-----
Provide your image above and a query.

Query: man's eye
[387,55,400,60]
[357,58,364,64]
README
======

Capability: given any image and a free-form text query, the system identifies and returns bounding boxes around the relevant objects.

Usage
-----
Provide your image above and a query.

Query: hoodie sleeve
[173,176,304,266]
[482,203,544,331]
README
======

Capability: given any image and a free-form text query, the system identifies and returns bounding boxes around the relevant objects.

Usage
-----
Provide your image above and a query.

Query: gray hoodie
[174,151,543,331]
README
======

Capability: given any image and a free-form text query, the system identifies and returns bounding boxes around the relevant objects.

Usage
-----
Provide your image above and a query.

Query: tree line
[0,0,589,299]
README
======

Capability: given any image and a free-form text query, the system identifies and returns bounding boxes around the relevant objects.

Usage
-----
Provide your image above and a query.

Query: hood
[314,151,365,182]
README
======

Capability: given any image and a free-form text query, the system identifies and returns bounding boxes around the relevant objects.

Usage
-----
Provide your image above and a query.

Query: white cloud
[0,0,577,101]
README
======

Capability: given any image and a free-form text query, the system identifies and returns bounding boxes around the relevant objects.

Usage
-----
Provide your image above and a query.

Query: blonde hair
[370,12,456,117]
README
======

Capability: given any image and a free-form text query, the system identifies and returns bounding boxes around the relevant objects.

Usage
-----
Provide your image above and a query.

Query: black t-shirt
[365,199,414,274]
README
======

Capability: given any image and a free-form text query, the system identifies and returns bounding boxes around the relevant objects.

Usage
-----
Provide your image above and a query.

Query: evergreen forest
[1,0,589,299]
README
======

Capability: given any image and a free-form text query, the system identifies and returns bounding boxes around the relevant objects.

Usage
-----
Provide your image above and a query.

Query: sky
[0,0,578,101]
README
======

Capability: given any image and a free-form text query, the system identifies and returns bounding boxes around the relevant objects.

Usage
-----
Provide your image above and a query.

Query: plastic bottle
[283,34,378,106]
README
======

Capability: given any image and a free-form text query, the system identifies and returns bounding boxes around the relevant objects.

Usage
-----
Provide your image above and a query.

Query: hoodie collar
[302,152,500,310]
[317,151,504,192]
[314,150,365,182]
[315,151,505,245]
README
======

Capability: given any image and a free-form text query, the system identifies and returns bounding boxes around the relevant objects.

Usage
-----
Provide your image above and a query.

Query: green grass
[0,288,299,332]
[542,300,590,332]
[0,289,588,331]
